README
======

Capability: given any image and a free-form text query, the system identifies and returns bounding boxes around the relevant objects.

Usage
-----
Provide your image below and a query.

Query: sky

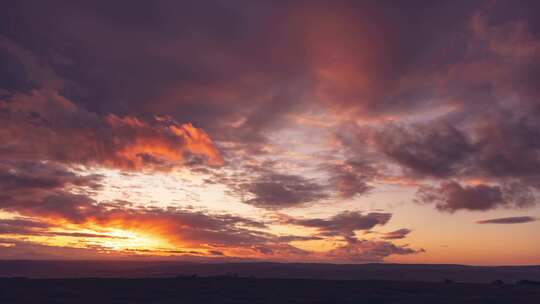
[0,0,539,265]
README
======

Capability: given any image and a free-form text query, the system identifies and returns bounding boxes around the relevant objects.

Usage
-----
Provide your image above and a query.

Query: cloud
[477,216,538,224]
[327,159,378,199]
[0,37,222,171]
[0,218,127,239]
[0,238,125,260]
[0,161,334,259]
[416,181,507,212]
[243,173,328,210]
[0,2,314,146]
[375,122,475,178]
[473,111,540,181]
[2,194,272,249]
[381,228,412,240]
[0,160,103,192]
[0,218,51,235]
[1,0,539,262]
[326,239,424,262]
[0,91,223,169]
[329,3,540,213]
[286,211,392,239]
[252,243,310,257]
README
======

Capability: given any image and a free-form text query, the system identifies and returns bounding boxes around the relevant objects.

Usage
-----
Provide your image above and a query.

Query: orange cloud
[1,90,223,170]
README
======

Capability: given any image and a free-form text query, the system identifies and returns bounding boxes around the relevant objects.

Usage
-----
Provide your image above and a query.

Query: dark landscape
[1,261,540,303]
[2,276,540,304]
[2,261,540,283]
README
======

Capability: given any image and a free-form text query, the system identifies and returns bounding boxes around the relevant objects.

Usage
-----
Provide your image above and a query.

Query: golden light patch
[97,228,173,252]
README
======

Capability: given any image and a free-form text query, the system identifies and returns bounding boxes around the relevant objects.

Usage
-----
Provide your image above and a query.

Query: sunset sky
[1,0,539,265]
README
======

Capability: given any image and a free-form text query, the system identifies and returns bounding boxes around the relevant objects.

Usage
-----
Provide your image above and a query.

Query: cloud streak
[477,216,537,224]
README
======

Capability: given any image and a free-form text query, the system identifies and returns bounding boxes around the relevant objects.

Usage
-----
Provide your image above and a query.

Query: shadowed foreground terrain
[2,261,540,283]
[2,261,540,303]
[1,277,540,304]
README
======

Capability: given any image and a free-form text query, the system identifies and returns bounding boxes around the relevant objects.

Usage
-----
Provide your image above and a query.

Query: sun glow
[96,228,174,252]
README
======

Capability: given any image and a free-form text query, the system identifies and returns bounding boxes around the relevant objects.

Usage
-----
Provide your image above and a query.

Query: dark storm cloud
[0,0,313,145]
[477,216,538,224]
[286,211,392,239]
[4,0,538,184]
[243,173,328,210]
[0,0,488,144]
[2,0,539,145]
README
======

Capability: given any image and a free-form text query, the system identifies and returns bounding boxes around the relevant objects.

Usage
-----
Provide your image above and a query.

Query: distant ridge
[1,260,539,283]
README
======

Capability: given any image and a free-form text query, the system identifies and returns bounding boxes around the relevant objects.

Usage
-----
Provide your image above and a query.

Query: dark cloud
[0,218,127,239]
[326,239,423,262]
[252,243,310,257]
[243,173,328,210]
[0,218,51,235]
[0,90,222,170]
[376,114,540,212]
[377,110,540,184]
[415,181,534,212]
[477,216,537,224]
[287,211,392,239]
[0,1,313,145]
[276,235,322,242]
[474,111,540,180]
[0,161,106,223]
[327,159,378,199]
[0,0,491,145]
[0,36,222,170]
[381,228,412,240]
[416,181,504,212]
[0,238,125,260]
[0,160,103,192]
[282,211,421,262]
[375,122,475,178]
[330,2,540,213]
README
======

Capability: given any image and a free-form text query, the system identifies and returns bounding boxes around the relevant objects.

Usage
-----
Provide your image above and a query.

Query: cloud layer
[1,0,539,262]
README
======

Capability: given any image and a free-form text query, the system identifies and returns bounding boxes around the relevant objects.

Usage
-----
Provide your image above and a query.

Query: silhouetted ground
[2,261,540,283]
[1,277,540,303]
[2,261,540,303]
